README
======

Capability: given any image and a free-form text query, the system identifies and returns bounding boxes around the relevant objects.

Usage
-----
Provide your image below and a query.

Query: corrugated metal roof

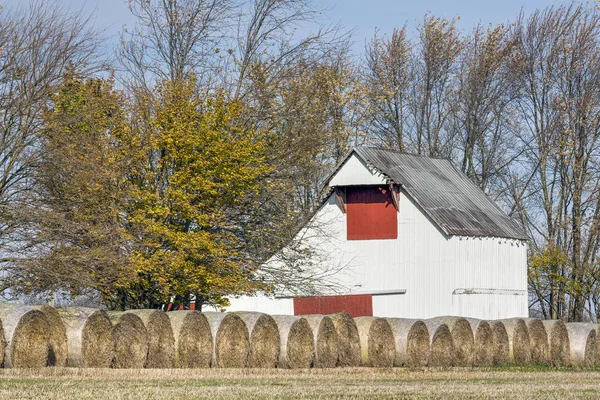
[328,147,528,240]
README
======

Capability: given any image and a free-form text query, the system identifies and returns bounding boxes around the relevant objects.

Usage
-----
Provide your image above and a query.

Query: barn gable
[325,148,528,240]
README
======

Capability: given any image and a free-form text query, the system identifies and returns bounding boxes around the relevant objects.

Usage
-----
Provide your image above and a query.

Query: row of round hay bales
[2,303,600,370]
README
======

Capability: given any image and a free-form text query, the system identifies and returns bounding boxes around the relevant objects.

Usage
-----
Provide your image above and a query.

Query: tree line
[0,0,599,321]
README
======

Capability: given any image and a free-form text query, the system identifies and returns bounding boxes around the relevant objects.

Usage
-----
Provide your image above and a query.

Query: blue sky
[63,0,561,53]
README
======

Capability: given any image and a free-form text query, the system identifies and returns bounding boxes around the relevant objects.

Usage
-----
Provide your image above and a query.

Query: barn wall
[226,159,528,319]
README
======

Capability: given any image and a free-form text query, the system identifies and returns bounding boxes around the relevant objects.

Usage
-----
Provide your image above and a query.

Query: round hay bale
[203,312,249,368]
[386,318,429,368]
[465,318,494,367]
[167,310,212,368]
[34,305,67,367]
[328,312,361,367]
[524,318,549,365]
[302,315,338,368]
[565,323,597,367]
[354,316,394,368]
[423,320,455,367]
[500,318,531,365]
[586,324,600,365]
[542,319,570,367]
[0,303,49,368]
[271,315,314,369]
[235,311,279,368]
[487,320,510,366]
[59,307,114,368]
[429,317,474,366]
[107,312,148,369]
[126,309,175,368]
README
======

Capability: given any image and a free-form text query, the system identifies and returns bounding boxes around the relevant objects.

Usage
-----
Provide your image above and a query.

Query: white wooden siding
[329,153,387,186]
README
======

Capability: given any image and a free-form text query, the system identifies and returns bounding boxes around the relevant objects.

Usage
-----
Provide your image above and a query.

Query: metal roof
[328,147,528,240]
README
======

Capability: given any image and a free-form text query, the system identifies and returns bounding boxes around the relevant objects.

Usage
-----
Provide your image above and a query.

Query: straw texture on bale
[0,314,5,367]
[107,312,148,368]
[328,312,361,367]
[500,318,531,365]
[34,305,67,367]
[204,312,249,368]
[60,307,114,368]
[387,318,429,367]
[167,310,212,368]
[302,315,338,368]
[235,312,279,368]
[271,315,314,369]
[126,309,175,368]
[586,324,600,365]
[542,319,570,367]
[524,318,549,365]
[423,320,455,367]
[0,303,49,368]
[354,317,395,368]
[429,317,474,366]
[565,323,597,367]
[465,319,494,367]
[487,320,510,366]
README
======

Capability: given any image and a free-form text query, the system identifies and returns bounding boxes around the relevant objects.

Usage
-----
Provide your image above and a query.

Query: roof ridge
[359,146,453,161]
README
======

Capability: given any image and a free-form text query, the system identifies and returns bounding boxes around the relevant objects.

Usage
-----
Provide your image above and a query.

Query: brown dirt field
[1,368,600,399]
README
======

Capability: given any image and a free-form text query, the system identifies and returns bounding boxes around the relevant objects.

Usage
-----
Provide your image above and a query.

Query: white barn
[226,148,529,320]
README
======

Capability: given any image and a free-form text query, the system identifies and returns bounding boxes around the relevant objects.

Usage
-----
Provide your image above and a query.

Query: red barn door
[346,186,397,240]
[293,294,373,318]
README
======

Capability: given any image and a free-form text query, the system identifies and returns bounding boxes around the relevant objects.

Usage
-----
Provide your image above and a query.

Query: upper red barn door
[346,186,397,240]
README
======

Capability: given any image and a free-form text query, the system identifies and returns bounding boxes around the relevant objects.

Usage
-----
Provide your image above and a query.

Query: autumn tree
[1,75,131,304]
[117,78,270,309]
[0,1,106,263]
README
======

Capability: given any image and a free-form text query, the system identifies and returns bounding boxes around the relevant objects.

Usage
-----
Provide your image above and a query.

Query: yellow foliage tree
[116,78,270,309]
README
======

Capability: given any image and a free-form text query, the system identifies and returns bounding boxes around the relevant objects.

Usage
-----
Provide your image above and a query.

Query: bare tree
[450,23,520,192]
[410,14,462,156]
[362,28,412,151]
[118,0,231,90]
[511,4,600,321]
[0,1,106,262]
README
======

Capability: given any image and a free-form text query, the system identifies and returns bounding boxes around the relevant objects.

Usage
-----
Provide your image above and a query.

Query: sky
[60,0,563,55]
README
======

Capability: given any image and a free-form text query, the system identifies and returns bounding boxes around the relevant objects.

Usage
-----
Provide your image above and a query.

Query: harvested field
[466,319,494,367]
[34,305,67,367]
[524,318,549,365]
[328,312,361,367]
[565,323,597,367]
[167,310,212,368]
[204,312,249,368]
[354,317,394,368]
[423,320,455,367]
[488,320,510,366]
[59,307,114,368]
[107,312,148,369]
[126,309,175,368]
[387,318,429,368]
[429,317,474,366]
[6,368,600,399]
[0,303,49,368]
[235,312,279,368]
[500,318,531,365]
[542,319,570,367]
[301,315,338,368]
[271,315,314,369]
